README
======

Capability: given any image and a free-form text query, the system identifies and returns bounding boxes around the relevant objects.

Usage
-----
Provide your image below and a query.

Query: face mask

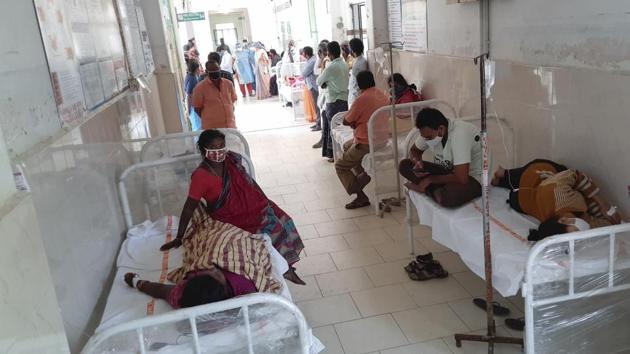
[570,218,591,232]
[205,147,227,163]
[207,70,221,80]
[425,134,442,148]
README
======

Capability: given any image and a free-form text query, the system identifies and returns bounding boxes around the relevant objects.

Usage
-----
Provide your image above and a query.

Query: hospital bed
[403,124,630,353]
[138,129,251,163]
[330,99,459,215]
[82,155,324,353]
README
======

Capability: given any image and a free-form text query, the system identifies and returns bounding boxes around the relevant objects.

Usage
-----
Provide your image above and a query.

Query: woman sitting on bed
[160,129,306,285]
[492,159,624,241]
[125,214,282,309]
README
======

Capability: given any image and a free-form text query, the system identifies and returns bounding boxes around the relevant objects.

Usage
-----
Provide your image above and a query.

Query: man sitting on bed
[492,159,624,241]
[124,209,281,309]
[399,107,482,208]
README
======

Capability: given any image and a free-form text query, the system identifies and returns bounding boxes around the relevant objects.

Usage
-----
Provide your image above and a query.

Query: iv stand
[377,41,404,217]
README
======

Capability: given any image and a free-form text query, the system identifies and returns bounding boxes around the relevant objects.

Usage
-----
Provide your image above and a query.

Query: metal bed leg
[406,190,415,259]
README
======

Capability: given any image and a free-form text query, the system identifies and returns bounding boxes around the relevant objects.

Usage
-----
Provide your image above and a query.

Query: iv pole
[377,41,404,216]
[454,0,522,352]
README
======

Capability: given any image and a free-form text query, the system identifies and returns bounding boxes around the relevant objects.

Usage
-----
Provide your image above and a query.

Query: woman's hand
[160,238,182,251]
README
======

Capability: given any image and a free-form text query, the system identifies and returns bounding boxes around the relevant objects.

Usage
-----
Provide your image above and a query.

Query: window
[349,2,368,49]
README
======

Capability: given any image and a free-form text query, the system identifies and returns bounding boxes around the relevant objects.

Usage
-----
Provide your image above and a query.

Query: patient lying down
[492,159,624,242]
[124,208,281,309]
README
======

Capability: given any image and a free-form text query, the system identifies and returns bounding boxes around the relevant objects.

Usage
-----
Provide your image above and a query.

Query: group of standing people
[183,38,281,131]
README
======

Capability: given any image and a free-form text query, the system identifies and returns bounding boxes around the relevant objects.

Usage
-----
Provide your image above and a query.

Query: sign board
[401,0,427,52]
[176,12,205,22]
[387,0,403,47]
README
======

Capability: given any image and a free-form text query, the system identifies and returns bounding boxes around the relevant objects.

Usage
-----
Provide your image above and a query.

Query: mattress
[95,216,323,353]
[409,188,630,297]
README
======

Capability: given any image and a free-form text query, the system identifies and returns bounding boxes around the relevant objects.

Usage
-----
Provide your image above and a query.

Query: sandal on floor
[415,252,434,264]
[472,298,511,317]
[505,317,525,331]
[345,199,370,210]
[404,261,448,281]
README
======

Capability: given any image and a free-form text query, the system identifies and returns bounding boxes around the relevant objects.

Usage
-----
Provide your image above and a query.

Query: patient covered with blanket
[124,207,281,309]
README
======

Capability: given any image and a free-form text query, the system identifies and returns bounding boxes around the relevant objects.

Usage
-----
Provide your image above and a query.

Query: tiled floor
[241,117,525,353]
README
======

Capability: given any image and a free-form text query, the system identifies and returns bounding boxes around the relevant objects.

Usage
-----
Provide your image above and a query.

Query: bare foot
[491,167,505,186]
[283,267,306,285]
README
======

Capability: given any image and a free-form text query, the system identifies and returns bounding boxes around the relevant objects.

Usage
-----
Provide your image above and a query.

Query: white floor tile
[334,315,409,354]
[293,210,332,226]
[342,228,394,249]
[383,224,433,242]
[283,191,321,204]
[298,224,320,240]
[279,201,307,215]
[418,235,451,253]
[433,252,469,274]
[316,268,374,296]
[315,220,360,237]
[443,326,524,354]
[352,214,400,230]
[305,198,345,212]
[326,206,375,221]
[380,339,453,354]
[447,298,490,332]
[374,241,428,262]
[303,235,350,256]
[330,247,384,270]
[294,254,338,276]
[403,277,471,307]
[393,305,468,343]
[287,275,322,302]
[313,325,345,354]
[351,284,417,317]
[298,294,361,327]
[364,260,412,287]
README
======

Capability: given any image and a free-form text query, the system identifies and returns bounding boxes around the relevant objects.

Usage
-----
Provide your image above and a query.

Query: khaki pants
[335,141,370,195]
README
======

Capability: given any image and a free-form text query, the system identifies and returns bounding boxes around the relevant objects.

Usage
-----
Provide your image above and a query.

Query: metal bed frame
[138,128,251,162]
[83,153,313,353]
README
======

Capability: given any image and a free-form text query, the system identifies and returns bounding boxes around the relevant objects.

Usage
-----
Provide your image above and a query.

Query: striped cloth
[168,207,281,294]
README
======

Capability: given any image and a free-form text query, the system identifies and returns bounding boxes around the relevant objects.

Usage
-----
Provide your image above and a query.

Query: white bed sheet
[97,217,324,353]
[410,188,630,297]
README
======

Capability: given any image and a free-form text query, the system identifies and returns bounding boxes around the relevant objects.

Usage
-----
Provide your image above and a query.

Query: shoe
[505,317,525,331]
[311,127,322,132]
[312,141,322,149]
[310,124,317,129]
[327,157,334,163]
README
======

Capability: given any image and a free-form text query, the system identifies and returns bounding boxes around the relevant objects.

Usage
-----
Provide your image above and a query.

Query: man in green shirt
[316,41,349,161]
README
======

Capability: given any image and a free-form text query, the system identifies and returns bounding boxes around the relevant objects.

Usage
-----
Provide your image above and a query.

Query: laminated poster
[402,0,427,53]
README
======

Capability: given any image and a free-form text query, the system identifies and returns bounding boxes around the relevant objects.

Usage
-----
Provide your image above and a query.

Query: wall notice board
[34,0,154,126]
[387,0,427,53]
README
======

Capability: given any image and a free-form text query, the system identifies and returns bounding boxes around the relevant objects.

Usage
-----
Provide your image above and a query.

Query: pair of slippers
[471,298,525,331]
[404,253,449,281]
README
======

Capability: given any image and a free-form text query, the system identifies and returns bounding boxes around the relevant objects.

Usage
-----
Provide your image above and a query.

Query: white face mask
[425,135,442,148]
[570,218,591,232]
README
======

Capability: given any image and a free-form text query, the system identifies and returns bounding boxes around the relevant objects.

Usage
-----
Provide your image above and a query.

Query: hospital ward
[2,1,630,354]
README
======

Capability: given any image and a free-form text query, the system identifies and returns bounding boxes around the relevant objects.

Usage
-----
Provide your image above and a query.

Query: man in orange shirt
[192,60,238,129]
[335,71,390,209]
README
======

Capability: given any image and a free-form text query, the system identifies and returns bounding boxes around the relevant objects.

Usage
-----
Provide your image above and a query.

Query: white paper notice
[387,0,403,46]
[402,0,427,53]
[34,0,86,125]
[80,62,105,109]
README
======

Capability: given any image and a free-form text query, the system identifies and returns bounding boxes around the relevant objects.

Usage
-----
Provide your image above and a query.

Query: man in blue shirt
[301,46,321,131]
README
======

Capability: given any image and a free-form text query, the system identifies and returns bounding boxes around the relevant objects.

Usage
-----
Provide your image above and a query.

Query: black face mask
[394,85,406,98]
[207,71,221,80]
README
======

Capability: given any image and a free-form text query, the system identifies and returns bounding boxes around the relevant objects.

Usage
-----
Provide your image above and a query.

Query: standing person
[235,44,256,97]
[184,60,203,130]
[269,49,281,67]
[207,52,234,83]
[254,42,271,99]
[348,38,368,107]
[219,37,231,54]
[312,40,330,146]
[283,40,297,64]
[335,71,389,209]
[341,41,353,68]
[316,41,349,162]
[219,46,234,75]
[192,60,238,129]
[301,46,321,132]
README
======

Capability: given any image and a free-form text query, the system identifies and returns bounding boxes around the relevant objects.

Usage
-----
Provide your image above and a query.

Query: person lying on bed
[399,107,482,208]
[492,159,624,241]
[125,214,281,309]
[160,129,306,285]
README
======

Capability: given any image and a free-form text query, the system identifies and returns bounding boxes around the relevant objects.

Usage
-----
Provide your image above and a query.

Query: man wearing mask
[399,108,482,208]
[316,41,349,161]
[192,60,238,129]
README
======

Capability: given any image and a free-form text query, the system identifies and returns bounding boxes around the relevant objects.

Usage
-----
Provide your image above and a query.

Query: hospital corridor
[1,0,630,354]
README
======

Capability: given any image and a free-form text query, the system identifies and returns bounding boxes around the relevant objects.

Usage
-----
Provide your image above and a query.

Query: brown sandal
[345,199,370,210]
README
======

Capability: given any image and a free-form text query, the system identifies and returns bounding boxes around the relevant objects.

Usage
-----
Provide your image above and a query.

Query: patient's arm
[124,272,174,300]
[160,197,199,251]
[409,144,424,163]
[426,163,470,186]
